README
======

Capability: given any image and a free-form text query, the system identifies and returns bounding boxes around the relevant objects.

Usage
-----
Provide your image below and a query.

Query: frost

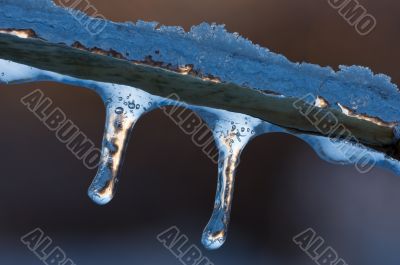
[0,0,399,250]
[0,0,399,121]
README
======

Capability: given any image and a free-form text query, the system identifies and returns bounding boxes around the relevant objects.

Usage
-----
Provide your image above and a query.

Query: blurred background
[0,0,399,264]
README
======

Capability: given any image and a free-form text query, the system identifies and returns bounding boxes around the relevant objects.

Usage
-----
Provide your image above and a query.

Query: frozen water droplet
[88,86,161,205]
[194,108,262,250]
[88,106,136,205]
[115,107,124,114]
[88,104,138,205]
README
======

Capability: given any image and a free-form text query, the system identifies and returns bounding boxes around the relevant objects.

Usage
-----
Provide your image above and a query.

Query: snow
[0,0,399,122]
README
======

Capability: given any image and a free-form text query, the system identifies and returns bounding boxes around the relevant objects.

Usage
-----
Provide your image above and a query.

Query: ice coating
[1,59,400,249]
[0,0,399,123]
[1,0,400,250]
[298,134,400,176]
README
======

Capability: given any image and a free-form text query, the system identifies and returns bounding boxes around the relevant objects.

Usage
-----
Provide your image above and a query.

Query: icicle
[201,144,240,250]
[88,86,158,205]
[194,109,263,249]
[87,104,136,204]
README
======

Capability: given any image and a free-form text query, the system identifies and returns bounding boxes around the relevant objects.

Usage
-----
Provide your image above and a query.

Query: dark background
[0,0,399,264]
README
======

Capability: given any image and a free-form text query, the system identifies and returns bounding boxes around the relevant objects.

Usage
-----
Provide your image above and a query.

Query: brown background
[0,0,399,264]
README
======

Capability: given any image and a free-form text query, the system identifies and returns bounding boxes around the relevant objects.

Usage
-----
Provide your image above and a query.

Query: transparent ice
[1,0,400,250]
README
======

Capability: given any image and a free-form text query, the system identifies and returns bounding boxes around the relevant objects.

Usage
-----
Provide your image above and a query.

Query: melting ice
[1,0,400,250]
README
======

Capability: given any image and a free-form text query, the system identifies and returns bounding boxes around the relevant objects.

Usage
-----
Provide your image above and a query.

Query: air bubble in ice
[115,107,124,114]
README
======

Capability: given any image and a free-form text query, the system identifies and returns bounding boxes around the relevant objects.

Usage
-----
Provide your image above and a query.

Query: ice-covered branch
[1,0,400,250]
[0,33,396,149]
